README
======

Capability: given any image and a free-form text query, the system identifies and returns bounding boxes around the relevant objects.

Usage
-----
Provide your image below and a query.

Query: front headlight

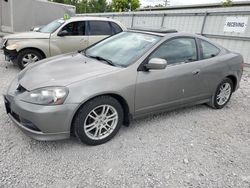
[6,43,19,50]
[21,87,69,105]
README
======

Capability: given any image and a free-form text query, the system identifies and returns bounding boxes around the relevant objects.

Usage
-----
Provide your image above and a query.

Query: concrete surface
[0,52,250,187]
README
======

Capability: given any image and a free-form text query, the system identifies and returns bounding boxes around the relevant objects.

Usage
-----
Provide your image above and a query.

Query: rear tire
[73,96,124,145]
[209,78,233,109]
[16,49,43,70]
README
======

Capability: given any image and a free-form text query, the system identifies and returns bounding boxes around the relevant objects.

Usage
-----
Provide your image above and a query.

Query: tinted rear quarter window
[200,39,220,59]
[110,22,122,34]
[88,21,112,35]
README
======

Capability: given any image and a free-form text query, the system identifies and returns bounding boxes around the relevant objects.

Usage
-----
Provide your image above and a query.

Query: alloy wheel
[84,104,118,140]
[216,83,231,106]
[22,53,40,67]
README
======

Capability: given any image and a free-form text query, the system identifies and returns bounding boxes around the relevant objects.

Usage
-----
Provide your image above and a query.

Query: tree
[111,0,140,12]
[49,0,139,13]
[222,0,233,7]
[49,0,111,13]
[88,0,108,13]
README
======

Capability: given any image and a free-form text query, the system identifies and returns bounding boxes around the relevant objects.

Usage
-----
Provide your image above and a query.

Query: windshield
[85,32,162,67]
[39,19,65,33]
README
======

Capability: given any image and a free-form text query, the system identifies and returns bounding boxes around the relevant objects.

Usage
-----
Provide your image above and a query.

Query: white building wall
[0,0,75,33]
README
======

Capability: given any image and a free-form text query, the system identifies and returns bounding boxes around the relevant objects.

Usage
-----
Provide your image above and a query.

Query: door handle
[192,69,200,75]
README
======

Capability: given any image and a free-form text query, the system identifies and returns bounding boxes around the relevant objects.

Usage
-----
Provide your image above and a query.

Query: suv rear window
[88,21,112,35]
[110,22,122,34]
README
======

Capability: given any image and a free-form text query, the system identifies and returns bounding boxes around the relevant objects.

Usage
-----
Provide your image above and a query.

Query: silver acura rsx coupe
[4,30,244,145]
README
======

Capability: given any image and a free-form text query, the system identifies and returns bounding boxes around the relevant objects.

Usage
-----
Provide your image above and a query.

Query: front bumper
[3,47,18,61]
[3,94,78,141]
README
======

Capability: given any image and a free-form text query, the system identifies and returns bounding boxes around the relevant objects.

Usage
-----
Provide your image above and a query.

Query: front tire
[210,78,233,109]
[73,96,124,145]
[16,49,43,70]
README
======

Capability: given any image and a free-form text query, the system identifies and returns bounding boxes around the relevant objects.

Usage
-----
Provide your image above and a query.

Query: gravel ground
[0,50,250,188]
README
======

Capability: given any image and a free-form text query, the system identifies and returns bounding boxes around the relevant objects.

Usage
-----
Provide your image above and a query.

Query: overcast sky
[141,0,250,7]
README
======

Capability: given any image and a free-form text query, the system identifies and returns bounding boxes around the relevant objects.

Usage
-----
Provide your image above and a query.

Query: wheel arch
[226,75,237,92]
[17,47,46,59]
[70,93,131,135]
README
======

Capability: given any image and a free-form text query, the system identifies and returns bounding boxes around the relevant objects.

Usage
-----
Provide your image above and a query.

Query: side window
[200,39,220,59]
[61,21,85,36]
[88,21,112,35]
[149,38,198,65]
[110,22,122,34]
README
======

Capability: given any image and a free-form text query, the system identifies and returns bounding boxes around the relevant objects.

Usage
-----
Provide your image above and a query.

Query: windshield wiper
[79,49,85,54]
[85,53,116,67]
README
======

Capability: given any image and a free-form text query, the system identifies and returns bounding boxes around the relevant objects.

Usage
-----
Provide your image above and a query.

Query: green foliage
[222,0,233,7]
[49,0,65,3]
[88,0,108,13]
[111,0,140,11]
[49,0,140,13]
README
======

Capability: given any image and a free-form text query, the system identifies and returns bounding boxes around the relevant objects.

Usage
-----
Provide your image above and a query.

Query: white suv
[2,17,126,69]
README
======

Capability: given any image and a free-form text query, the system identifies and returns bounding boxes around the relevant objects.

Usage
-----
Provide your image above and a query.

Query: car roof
[62,16,127,30]
[127,29,170,37]
[126,29,224,48]
[65,16,119,22]
[127,29,214,41]
[127,29,191,37]
[128,28,177,36]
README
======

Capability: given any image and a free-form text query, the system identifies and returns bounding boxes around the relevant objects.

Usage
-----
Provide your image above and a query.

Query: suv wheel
[73,96,124,145]
[16,49,43,69]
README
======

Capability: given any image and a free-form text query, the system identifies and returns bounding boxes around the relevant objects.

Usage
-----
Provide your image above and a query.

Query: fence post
[201,12,208,35]
[131,14,135,28]
[161,13,165,28]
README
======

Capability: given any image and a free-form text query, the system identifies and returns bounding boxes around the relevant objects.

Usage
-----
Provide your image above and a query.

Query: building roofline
[36,0,76,9]
[138,1,250,11]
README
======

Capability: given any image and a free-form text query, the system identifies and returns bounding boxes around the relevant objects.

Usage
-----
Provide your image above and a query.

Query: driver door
[135,37,203,116]
[50,21,88,56]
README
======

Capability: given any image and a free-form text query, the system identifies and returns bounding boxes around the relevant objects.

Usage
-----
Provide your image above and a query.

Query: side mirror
[58,30,69,37]
[145,58,167,70]
[30,26,41,32]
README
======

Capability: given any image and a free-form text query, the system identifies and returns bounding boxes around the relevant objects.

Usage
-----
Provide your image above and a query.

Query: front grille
[19,118,41,132]
[11,111,20,122]
[12,112,41,132]
[4,96,41,132]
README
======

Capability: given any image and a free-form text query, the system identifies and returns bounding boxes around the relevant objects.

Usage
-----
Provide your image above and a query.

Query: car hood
[4,31,50,40]
[18,53,120,91]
